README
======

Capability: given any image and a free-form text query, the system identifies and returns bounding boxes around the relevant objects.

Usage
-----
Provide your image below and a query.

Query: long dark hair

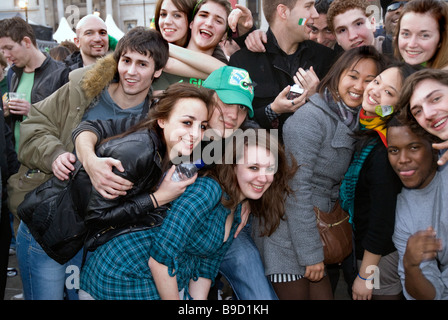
[205,128,298,236]
[154,0,197,47]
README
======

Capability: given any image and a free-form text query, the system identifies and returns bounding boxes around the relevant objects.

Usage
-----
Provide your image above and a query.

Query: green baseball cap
[203,66,255,118]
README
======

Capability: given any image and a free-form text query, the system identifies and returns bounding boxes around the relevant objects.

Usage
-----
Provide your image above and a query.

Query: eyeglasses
[386,1,407,12]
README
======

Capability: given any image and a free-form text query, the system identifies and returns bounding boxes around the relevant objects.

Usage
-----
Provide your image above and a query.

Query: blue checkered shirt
[80,176,242,300]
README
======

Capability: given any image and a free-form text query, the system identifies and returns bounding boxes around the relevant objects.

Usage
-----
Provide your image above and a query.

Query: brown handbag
[314,200,353,265]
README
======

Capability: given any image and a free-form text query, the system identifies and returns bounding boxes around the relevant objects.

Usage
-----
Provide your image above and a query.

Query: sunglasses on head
[387,1,407,12]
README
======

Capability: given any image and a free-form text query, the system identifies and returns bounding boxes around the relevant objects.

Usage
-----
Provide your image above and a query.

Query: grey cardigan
[253,93,357,276]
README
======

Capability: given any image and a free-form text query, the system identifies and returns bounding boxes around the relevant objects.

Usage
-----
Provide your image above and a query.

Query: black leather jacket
[64,51,84,71]
[0,109,19,203]
[8,53,69,141]
[10,53,69,104]
[76,127,168,251]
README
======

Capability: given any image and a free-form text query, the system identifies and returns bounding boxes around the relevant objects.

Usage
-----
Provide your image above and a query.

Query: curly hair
[327,0,370,32]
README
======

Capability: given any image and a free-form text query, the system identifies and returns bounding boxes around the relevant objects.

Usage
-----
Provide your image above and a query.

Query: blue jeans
[16,221,83,300]
[219,223,278,300]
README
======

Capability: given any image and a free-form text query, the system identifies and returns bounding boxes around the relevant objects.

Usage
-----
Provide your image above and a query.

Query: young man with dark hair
[387,117,448,300]
[308,0,339,50]
[7,27,169,300]
[0,17,70,149]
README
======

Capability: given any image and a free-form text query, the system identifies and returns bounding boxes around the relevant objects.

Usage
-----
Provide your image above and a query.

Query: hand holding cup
[5,92,29,116]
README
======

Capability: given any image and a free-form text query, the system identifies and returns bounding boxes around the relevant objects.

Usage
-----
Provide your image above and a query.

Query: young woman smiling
[340,62,419,300]
[253,46,386,300]
[393,0,448,70]
[155,0,253,85]
[79,128,296,300]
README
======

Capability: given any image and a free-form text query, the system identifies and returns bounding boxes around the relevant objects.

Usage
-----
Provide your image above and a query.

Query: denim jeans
[16,221,83,300]
[219,223,278,300]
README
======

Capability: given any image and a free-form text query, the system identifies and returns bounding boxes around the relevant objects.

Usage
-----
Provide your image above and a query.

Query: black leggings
[272,275,333,300]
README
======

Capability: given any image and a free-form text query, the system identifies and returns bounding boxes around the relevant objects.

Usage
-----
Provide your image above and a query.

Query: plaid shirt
[80,177,242,300]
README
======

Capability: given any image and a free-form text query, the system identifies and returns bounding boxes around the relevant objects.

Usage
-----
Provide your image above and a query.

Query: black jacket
[353,142,403,259]
[10,53,69,105]
[229,28,335,133]
[64,51,84,71]
[8,53,69,143]
[0,109,19,204]
[18,127,167,263]
[73,117,167,251]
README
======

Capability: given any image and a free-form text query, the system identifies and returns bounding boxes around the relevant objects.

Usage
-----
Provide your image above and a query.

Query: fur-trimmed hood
[81,53,117,100]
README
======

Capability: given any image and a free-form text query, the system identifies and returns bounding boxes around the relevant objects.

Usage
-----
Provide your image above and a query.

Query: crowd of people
[0,0,447,301]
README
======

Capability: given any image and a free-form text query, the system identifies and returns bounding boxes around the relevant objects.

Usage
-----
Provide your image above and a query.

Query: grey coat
[253,93,357,276]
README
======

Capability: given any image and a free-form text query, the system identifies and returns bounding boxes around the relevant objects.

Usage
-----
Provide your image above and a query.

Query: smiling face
[398,12,440,66]
[234,145,275,202]
[337,58,377,108]
[188,1,228,54]
[158,0,189,46]
[410,79,448,140]
[158,97,209,159]
[308,14,337,48]
[362,67,402,116]
[75,16,108,60]
[332,8,375,51]
[117,50,162,100]
[387,125,437,189]
[384,1,408,35]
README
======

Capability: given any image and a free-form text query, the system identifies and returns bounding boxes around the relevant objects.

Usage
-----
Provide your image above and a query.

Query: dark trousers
[0,202,12,300]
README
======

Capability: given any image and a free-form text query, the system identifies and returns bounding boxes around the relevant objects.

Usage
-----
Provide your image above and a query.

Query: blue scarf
[339,125,376,226]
